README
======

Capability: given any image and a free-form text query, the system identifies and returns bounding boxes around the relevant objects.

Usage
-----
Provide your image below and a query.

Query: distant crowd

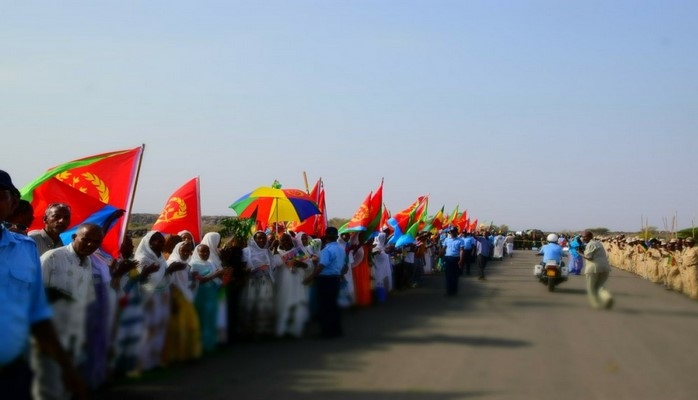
[600,235,698,299]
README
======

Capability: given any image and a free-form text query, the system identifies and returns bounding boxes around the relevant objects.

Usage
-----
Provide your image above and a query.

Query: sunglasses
[3,221,29,233]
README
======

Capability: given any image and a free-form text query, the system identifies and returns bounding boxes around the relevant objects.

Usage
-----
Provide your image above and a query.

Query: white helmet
[547,233,559,243]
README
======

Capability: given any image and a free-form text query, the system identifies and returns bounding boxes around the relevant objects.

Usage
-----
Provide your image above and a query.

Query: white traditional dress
[163,242,201,362]
[273,236,309,338]
[241,232,276,336]
[493,234,506,259]
[190,243,221,352]
[134,231,170,371]
[372,232,393,292]
[337,234,360,308]
[200,232,227,345]
[33,244,95,400]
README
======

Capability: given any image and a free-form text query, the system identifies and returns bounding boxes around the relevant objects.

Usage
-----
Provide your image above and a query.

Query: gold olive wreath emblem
[55,171,110,204]
[349,203,369,224]
[155,197,188,224]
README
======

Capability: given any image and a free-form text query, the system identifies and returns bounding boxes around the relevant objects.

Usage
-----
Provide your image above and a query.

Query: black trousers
[477,254,489,277]
[0,356,32,400]
[444,256,460,295]
[462,250,473,275]
[316,275,342,338]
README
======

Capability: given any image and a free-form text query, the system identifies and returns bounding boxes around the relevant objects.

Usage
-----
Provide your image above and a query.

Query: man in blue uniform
[440,227,465,296]
[304,227,347,338]
[0,170,85,400]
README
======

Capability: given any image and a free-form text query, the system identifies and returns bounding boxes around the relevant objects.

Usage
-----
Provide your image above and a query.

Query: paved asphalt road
[101,251,698,400]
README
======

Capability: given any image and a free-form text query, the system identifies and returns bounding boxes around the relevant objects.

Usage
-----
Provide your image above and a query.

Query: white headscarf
[135,231,169,296]
[168,241,194,301]
[243,231,274,272]
[190,243,219,274]
[178,230,196,245]
[293,232,315,276]
[349,232,364,269]
[374,232,387,252]
[310,238,322,254]
[200,232,222,268]
[293,232,312,254]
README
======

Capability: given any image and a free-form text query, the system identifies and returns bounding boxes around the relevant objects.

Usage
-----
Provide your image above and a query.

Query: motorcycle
[533,260,569,292]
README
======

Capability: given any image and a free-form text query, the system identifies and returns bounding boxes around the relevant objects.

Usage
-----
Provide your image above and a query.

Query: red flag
[469,219,479,233]
[344,191,372,232]
[380,203,390,231]
[315,184,327,236]
[448,205,459,226]
[29,178,124,246]
[392,195,428,234]
[151,177,201,242]
[21,146,143,257]
[366,180,383,231]
[457,210,468,232]
[431,206,445,231]
[288,178,326,237]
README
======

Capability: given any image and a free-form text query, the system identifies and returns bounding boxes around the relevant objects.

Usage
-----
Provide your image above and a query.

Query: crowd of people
[0,166,520,399]
[5,164,695,399]
[601,235,698,299]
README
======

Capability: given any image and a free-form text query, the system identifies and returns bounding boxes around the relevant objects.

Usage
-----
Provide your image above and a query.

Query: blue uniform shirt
[539,243,563,263]
[462,236,475,250]
[475,236,492,257]
[0,227,53,364]
[442,236,465,257]
[319,241,346,276]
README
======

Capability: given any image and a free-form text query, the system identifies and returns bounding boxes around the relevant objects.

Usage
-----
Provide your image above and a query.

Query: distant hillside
[127,213,232,237]
[127,214,349,238]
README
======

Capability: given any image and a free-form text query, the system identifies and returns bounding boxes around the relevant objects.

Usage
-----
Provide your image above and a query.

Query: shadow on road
[99,270,523,399]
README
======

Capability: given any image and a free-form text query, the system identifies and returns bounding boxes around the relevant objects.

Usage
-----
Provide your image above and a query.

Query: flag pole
[303,171,310,194]
[195,176,202,242]
[122,144,145,245]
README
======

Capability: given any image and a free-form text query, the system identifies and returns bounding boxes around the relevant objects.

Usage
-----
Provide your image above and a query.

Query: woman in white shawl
[200,232,227,345]
[134,231,171,371]
[300,234,322,318]
[337,232,361,308]
[493,233,506,260]
[163,241,201,363]
[372,232,393,294]
[273,233,309,338]
[178,230,196,247]
[241,231,277,337]
[190,242,223,352]
[295,232,318,284]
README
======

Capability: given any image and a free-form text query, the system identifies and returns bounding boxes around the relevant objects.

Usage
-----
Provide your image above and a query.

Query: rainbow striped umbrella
[230,186,321,224]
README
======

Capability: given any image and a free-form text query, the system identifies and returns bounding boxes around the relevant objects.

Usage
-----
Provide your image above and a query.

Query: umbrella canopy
[230,186,321,224]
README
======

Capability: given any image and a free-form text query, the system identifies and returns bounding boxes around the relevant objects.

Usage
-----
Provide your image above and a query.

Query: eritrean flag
[287,178,327,237]
[342,191,372,232]
[396,220,420,247]
[21,146,144,257]
[340,180,384,242]
[151,177,201,242]
[457,210,469,232]
[361,180,383,242]
[423,205,445,233]
[388,195,428,245]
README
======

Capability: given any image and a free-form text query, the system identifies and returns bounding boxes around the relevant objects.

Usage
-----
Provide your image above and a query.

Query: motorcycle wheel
[547,277,555,292]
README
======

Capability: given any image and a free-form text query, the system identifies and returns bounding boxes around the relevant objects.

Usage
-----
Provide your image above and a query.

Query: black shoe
[605,298,614,310]
[478,276,485,280]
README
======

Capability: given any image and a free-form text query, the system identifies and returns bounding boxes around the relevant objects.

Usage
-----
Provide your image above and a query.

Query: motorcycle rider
[538,233,564,266]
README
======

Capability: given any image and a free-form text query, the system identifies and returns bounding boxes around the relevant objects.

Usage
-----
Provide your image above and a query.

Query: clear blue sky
[2,1,696,233]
